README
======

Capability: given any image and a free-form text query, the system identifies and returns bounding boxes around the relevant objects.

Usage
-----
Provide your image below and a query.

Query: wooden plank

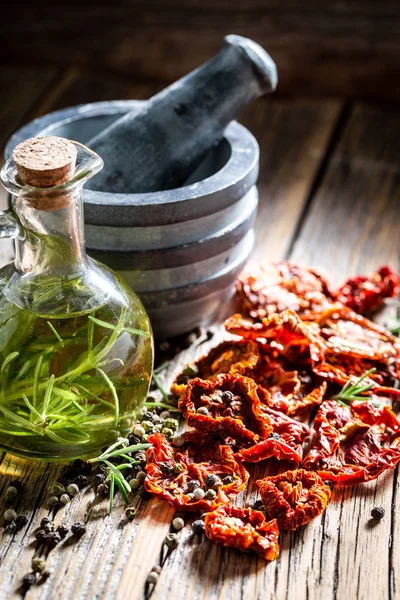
[2,2,400,100]
[0,87,341,598]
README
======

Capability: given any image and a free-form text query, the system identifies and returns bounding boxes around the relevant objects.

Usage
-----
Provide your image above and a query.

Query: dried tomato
[256,469,331,530]
[236,407,310,465]
[224,311,325,367]
[302,400,400,485]
[334,265,400,315]
[145,432,249,511]
[237,260,333,319]
[203,505,280,561]
[179,373,273,444]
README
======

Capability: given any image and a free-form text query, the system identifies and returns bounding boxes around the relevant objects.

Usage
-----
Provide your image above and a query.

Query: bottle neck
[14,187,86,277]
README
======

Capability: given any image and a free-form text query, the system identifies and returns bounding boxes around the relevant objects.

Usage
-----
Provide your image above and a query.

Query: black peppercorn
[160,462,174,476]
[12,480,23,493]
[41,517,52,528]
[15,515,28,528]
[204,474,218,488]
[35,529,48,543]
[72,458,85,471]
[371,506,385,520]
[71,522,86,537]
[252,500,264,511]
[128,434,142,445]
[80,462,92,475]
[94,473,106,486]
[191,520,205,535]
[45,531,61,548]
[74,475,88,490]
[22,573,36,589]
[222,475,234,485]
[57,524,69,538]
[269,432,281,441]
[187,480,200,492]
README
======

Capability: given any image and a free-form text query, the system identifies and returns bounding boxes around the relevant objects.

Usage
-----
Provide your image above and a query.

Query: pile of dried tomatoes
[145,261,400,561]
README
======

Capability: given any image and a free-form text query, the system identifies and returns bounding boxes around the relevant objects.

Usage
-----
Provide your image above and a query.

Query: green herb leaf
[47,321,65,346]
[333,368,376,406]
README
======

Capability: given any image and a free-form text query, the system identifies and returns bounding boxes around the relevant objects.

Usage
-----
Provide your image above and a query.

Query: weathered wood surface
[3,1,400,100]
[0,67,399,600]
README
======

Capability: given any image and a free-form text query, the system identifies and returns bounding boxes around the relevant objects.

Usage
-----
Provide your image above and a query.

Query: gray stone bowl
[6,100,259,338]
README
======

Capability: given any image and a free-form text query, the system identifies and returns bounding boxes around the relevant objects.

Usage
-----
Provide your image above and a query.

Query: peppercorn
[160,410,170,419]
[72,458,85,471]
[182,363,199,377]
[154,423,163,431]
[57,524,69,538]
[128,433,142,445]
[252,500,264,511]
[164,532,179,549]
[159,341,170,352]
[222,475,234,485]
[80,462,92,475]
[15,515,28,528]
[141,420,154,433]
[172,463,184,475]
[41,517,52,528]
[204,489,216,500]
[192,520,205,535]
[35,529,48,543]
[269,432,281,441]
[187,480,200,492]
[4,509,17,522]
[71,522,86,537]
[142,411,155,421]
[162,427,174,438]
[172,435,185,447]
[31,558,46,573]
[193,488,205,500]
[94,473,106,487]
[125,507,137,520]
[163,418,179,432]
[129,478,141,491]
[133,425,146,438]
[185,332,198,346]
[172,517,185,531]
[152,565,162,574]
[371,506,385,520]
[147,571,159,585]
[136,471,146,483]
[204,474,218,487]
[48,482,65,495]
[160,462,174,476]
[133,451,147,466]
[74,475,88,490]
[60,494,70,505]
[197,407,209,415]
[48,496,59,508]
[22,573,36,590]
[46,531,61,548]
[41,570,51,581]
[222,390,234,403]
[97,483,109,497]
[5,486,18,503]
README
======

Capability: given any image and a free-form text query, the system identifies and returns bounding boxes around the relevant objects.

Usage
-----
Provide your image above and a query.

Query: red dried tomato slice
[144,432,249,511]
[179,373,273,444]
[236,406,310,465]
[334,265,400,315]
[302,400,400,485]
[256,469,331,530]
[204,505,280,561]
[224,311,325,367]
[237,260,333,319]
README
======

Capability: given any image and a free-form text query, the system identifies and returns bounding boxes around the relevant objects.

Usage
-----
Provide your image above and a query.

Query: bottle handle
[0,209,23,240]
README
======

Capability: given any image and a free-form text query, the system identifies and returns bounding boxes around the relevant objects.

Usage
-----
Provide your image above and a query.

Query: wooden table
[0,66,399,600]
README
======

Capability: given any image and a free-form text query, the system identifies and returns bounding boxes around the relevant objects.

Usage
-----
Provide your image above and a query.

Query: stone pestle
[87,34,277,194]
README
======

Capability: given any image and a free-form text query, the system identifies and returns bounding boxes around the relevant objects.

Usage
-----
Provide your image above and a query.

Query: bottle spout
[224,34,278,93]
[0,209,23,240]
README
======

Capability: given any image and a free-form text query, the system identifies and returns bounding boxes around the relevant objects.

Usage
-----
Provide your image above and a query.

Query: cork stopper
[12,136,77,210]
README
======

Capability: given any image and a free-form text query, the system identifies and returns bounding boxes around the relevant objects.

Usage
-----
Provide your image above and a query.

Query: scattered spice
[172,517,185,531]
[192,520,205,535]
[66,483,79,497]
[71,522,86,537]
[147,570,159,585]
[4,509,17,522]
[164,532,179,550]
[371,506,385,520]
[22,573,36,590]
[15,515,28,528]
[31,558,46,573]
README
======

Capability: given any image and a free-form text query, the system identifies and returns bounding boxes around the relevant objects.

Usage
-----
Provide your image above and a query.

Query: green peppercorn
[164,532,179,549]
[4,508,17,522]
[136,471,146,483]
[66,483,79,497]
[129,478,141,491]
[125,507,137,520]
[172,463,184,475]
[172,517,185,531]
[31,558,46,573]
[141,420,154,433]
[204,489,216,500]
[163,418,179,431]
[162,427,174,438]
[48,496,59,508]
[193,488,205,500]
[60,494,70,505]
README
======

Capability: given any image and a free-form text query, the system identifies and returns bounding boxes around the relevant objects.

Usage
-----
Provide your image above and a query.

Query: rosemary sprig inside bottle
[332,368,377,407]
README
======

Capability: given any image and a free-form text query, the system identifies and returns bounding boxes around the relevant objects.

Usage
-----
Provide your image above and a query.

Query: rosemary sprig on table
[88,439,150,513]
[332,368,377,406]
